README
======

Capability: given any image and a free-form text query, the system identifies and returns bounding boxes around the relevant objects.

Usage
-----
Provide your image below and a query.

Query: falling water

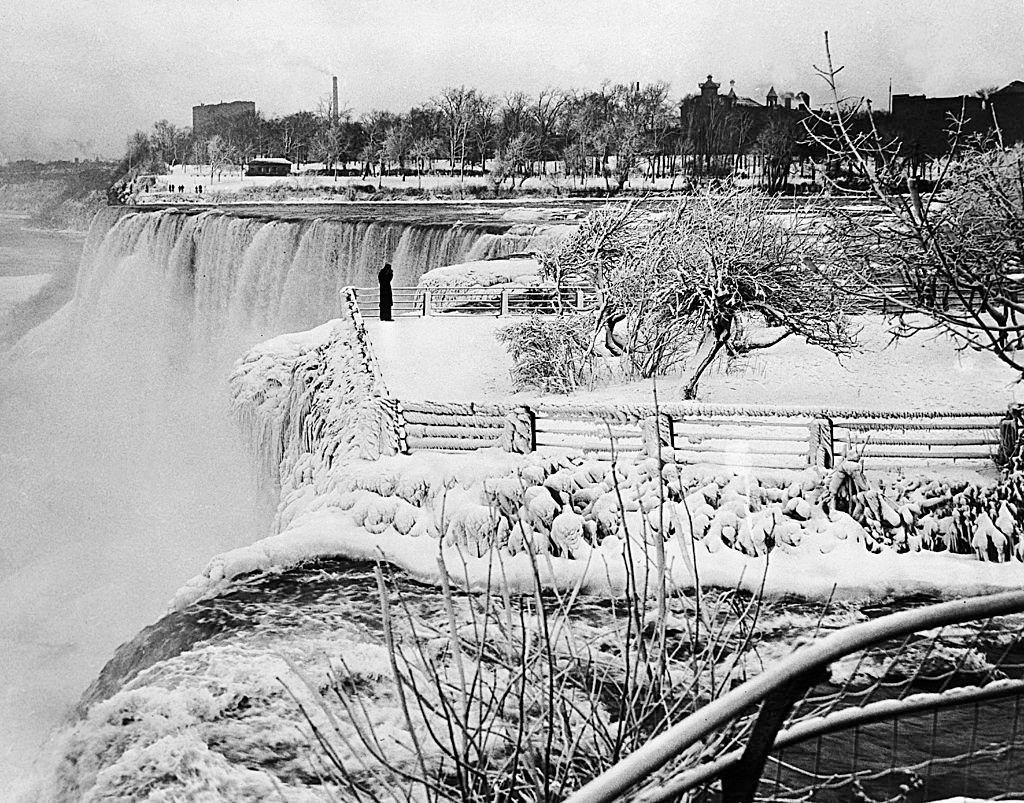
[0,204,566,793]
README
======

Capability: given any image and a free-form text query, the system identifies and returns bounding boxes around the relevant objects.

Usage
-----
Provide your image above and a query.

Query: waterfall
[64,209,566,342]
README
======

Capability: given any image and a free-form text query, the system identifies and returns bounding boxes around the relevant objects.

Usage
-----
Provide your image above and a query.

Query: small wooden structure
[245,157,293,177]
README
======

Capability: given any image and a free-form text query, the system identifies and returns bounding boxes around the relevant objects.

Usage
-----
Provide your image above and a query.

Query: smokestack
[332,76,339,122]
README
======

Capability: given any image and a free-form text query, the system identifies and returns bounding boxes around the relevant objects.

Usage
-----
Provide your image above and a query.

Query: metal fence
[353,282,992,319]
[566,589,1024,803]
[355,285,598,318]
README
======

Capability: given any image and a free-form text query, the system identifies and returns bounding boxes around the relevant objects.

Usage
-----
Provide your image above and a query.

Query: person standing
[378,262,394,321]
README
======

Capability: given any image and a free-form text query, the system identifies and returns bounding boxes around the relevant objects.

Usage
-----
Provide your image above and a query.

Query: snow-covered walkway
[364,315,1020,411]
[364,317,516,401]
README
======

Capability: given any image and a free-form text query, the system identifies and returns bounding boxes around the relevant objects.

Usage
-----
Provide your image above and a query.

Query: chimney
[332,76,339,122]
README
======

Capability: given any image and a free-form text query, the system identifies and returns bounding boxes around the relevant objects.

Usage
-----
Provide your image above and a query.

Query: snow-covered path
[364,315,1020,411]
[365,317,516,401]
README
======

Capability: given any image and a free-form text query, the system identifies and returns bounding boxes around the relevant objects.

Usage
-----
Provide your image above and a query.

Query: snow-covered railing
[565,589,1024,803]
[400,400,508,452]
[390,400,1010,471]
[833,413,1003,466]
[354,285,598,318]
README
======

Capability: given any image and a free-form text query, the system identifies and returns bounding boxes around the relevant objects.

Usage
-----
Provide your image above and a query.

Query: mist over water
[0,205,560,792]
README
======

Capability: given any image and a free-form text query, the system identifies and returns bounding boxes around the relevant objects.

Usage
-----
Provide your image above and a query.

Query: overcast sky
[1,0,1022,161]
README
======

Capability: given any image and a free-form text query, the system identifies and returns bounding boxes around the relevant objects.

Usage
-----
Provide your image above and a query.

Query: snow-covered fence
[354,285,597,318]
[400,400,508,452]
[832,411,1005,467]
[392,399,1011,471]
[532,406,646,460]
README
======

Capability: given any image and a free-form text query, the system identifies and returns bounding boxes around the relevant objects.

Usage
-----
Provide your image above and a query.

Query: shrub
[496,314,594,393]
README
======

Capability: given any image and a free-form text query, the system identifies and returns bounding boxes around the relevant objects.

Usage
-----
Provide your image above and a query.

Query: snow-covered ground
[139,163,739,200]
[365,317,516,401]
[417,257,542,288]
[364,314,1020,410]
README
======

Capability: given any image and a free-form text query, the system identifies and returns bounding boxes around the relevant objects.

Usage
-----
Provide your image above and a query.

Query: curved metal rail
[565,590,1024,803]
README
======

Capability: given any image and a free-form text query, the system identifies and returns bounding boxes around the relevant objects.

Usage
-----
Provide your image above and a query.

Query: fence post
[808,416,834,468]
[576,288,585,310]
[375,397,407,457]
[502,405,535,453]
[642,413,674,459]
[393,398,410,455]
[500,288,510,316]
[997,403,1023,471]
[422,289,432,317]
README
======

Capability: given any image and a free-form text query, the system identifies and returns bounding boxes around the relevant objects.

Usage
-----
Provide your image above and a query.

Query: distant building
[192,100,256,138]
[697,75,810,114]
[891,81,1024,159]
[245,157,292,177]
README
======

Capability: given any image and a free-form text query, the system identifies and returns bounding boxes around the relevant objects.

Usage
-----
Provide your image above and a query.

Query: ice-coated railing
[566,589,1024,803]
[354,285,599,317]
[388,399,1012,471]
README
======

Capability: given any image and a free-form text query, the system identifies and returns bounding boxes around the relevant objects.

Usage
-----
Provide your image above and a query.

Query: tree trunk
[684,336,728,400]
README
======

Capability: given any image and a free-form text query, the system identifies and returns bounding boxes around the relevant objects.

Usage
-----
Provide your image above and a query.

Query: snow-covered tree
[806,34,1024,380]
[541,193,856,396]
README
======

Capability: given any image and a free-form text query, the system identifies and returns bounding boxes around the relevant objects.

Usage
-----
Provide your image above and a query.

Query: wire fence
[566,590,1024,803]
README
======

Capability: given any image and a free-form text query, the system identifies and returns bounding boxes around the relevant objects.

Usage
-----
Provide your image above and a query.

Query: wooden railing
[388,400,1009,470]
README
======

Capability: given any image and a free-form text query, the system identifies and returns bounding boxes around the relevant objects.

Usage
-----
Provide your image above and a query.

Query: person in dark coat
[378,263,394,321]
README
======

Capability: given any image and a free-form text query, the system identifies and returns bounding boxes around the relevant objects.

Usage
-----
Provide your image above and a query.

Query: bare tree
[409,137,439,189]
[384,119,413,180]
[530,88,565,175]
[805,33,1024,378]
[757,116,798,194]
[431,86,476,183]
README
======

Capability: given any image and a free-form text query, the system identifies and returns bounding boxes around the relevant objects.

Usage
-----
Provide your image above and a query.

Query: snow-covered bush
[497,314,594,393]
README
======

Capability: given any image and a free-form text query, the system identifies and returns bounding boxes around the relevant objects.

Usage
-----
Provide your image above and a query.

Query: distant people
[178,184,184,193]
[378,262,394,321]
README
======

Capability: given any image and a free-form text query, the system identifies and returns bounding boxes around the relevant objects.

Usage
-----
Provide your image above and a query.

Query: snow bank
[175,416,1024,610]
[417,256,542,289]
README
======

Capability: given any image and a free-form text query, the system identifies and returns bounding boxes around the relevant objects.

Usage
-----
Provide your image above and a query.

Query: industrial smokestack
[332,76,339,122]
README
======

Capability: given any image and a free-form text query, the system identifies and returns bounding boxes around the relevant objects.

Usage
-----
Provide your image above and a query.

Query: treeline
[124,82,890,192]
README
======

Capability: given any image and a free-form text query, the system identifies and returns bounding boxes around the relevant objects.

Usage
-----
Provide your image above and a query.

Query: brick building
[891,81,1024,160]
[192,100,256,138]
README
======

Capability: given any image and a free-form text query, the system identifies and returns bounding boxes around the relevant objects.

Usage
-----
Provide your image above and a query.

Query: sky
[1,0,1022,161]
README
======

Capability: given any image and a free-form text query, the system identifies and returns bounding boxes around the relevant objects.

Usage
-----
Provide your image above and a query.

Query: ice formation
[176,303,1024,611]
